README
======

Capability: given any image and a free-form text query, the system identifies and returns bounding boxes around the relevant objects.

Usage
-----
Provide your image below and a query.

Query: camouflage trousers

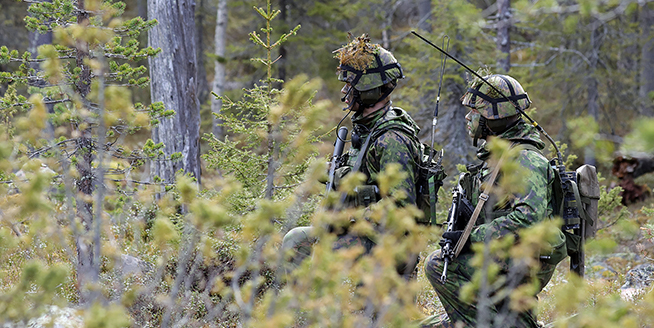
[421,250,557,328]
[281,226,417,277]
[281,226,375,272]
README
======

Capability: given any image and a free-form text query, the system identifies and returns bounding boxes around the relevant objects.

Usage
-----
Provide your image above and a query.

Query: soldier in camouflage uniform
[421,74,567,327]
[282,34,424,277]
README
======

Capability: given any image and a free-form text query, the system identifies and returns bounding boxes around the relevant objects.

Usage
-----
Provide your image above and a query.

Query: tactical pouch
[453,194,474,230]
[354,185,379,207]
[332,166,351,191]
[540,230,569,265]
[563,230,582,255]
[576,165,600,239]
[415,143,446,225]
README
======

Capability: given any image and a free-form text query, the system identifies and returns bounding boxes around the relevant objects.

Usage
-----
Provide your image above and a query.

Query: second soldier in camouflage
[421,74,568,328]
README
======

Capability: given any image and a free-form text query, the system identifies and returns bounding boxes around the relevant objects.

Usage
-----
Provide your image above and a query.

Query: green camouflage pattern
[346,104,422,205]
[469,121,556,244]
[422,250,557,327]
[337,46,403,92]
[282,104,422,274]
[281,226,373,272]
[461,75,531,120]
[281,226,316,273]
[423,121,562,327]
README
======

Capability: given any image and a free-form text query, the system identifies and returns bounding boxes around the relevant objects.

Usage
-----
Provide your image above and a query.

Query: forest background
[0,0,654,327]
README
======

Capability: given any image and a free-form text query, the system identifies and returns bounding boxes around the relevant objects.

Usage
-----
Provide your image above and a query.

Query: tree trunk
[137,0,147,19]
[414,37,475,170]
[640,3,654,116]
[29,0,54,137]
[211,0,228,139]
[278,0,287,84]
[74,0,99,305]
[148,0,202,184]
[195,0,210,106]
[585,22,602,166]
[417,0,432,32]
[496,0,511,72]
[380,0,397,49]
[433,81,476,167]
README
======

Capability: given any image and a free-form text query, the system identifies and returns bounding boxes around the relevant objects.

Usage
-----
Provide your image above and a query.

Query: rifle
[440,173,473,283]
[326,126,349,193]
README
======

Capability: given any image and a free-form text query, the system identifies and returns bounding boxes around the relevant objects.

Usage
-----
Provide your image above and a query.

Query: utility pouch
[563,230,582,256]
[453,193,474,231]
[354,185,379,207]
[332,166,351,191]
[576,164,600,239]
[415,143,446,225]
[539,230,568,265]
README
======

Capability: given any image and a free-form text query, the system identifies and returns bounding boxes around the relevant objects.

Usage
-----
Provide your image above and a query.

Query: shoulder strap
[352,117,418,173]
[453,142,535,257]
[454,153,506,257]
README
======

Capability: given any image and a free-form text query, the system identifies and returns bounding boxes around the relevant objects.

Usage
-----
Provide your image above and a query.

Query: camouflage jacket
[468,121,556,243]
[340,103,422,206]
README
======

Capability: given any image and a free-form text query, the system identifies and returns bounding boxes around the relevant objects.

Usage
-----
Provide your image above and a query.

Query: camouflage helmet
[334,34,404,92]
[461,74,531,120]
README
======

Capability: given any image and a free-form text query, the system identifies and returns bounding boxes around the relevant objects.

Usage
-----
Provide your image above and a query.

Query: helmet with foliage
[461,74,531,120]
[334,34,404,108]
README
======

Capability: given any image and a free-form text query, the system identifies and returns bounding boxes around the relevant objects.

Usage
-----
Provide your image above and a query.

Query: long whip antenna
[411,31,564,170]
[429,35,449,164]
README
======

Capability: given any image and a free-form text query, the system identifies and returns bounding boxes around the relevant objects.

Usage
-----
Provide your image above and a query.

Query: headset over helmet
[334,34,404,109]
[461,74,531,120]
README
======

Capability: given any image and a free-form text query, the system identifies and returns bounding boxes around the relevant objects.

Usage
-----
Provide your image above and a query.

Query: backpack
[517,144,600,275]
[552,162,600,276]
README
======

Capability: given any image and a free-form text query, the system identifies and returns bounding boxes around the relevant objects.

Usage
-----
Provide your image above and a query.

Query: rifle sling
[453,153,506,258]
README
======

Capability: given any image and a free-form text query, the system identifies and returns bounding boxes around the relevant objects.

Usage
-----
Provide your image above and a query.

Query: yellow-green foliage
[84,302,131,328]
[1,0,654,327]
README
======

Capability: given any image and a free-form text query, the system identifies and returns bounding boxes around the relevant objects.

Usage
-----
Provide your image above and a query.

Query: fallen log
[612,155,654,205]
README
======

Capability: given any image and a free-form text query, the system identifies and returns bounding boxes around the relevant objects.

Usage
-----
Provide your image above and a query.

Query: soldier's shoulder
[517,146,550,170]
[374,128,414,147]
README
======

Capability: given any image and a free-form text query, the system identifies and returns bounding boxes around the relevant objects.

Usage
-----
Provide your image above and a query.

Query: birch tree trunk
[211,0,228,138]
[496,0,511,72]
[148,0,202,184]
[640,3,654,116]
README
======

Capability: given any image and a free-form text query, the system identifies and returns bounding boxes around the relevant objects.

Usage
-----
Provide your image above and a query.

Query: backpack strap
[352,120,418,173]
